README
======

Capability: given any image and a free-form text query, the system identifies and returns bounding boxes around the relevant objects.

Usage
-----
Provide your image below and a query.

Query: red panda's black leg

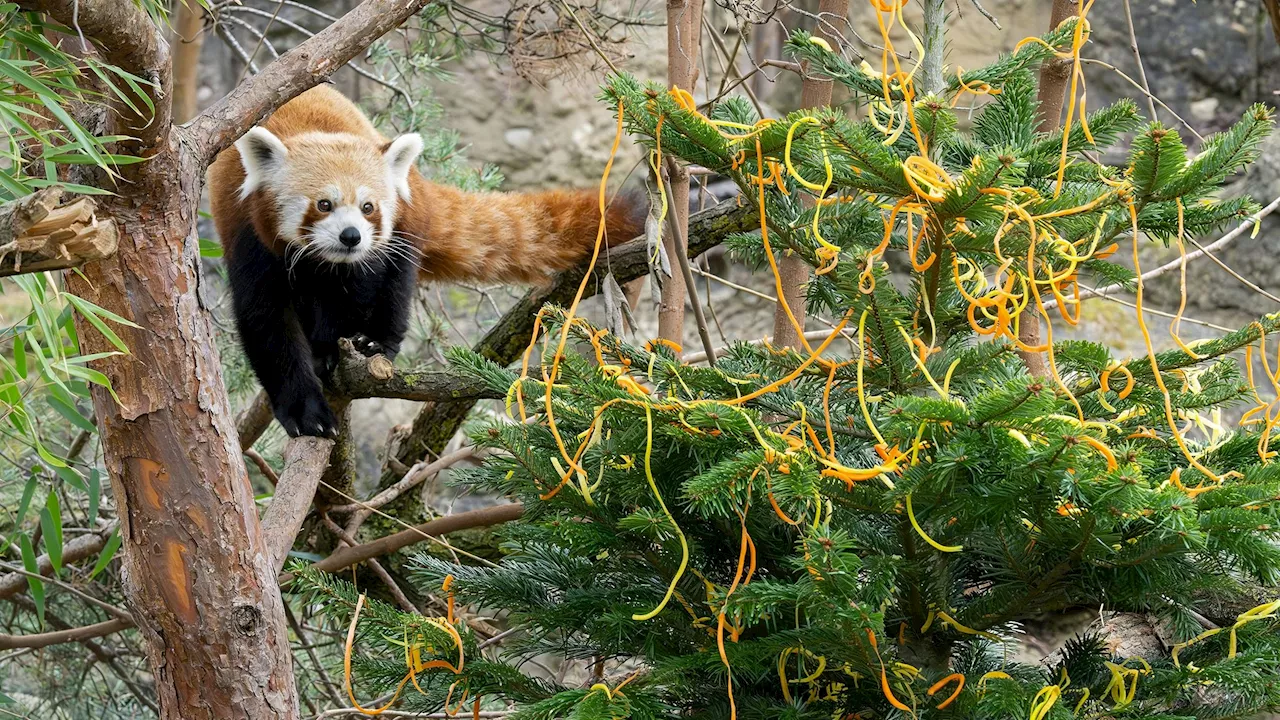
[226,227,339,438]
[351,241,418,360]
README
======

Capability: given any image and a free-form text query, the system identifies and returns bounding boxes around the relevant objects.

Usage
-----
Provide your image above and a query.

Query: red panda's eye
[316,199,332,212]
[361,202,375,215]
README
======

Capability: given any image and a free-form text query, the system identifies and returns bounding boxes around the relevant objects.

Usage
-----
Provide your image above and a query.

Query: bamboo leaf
[86,468,100,525]
[88,532,121,580]
[18,534,44,626]
[39,493,62,574]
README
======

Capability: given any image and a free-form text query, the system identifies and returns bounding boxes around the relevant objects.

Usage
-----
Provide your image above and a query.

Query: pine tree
[294,16,1280,720]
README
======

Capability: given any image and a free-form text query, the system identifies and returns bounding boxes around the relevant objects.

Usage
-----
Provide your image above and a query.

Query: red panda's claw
[351,333,398,361]
[274,386,339,439]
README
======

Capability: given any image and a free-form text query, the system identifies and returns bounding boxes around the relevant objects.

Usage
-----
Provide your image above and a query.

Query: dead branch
[335,447,480,535]
[245,448,280,485]
[261,436,336,573]
[185,0,439,164]
[0,523,117,600]
[0,617,133,650]
[281,503,525,584]
[1053,194,1280,308]
[0,188,117,277]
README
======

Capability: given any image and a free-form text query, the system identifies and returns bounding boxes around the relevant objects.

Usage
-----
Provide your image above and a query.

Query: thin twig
[221,5,413,103]
[333,448,476,513]
[702,16,765,117]
[284,603,345,708]
[687,265,856,341]
[1185,236,1280,305]
[0,561,132,622]
[661,160,718,366]
[236,0,286,84]
[320,515,417,613]
[1078,59,1203,141]
[1063,195,1280,307]
[966,0,1001,28]
[684,327,858,366]
[216,23,260,74]
[223,15,281,59]
[1120,0,1158,121]
[1082,289,1235,332]
[761,58,802,74]
[245,448,280,485]
[477,626,521,649]
[558,0,620,75]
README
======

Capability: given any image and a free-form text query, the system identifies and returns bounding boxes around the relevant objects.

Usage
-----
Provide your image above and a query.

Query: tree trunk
[171,1,206,124]
[18,0,456,715]
[658,0,703,344]
[919,0,947,96]
[1019,0,1076,377]
[68,141,299,718]
[771,0,845,350]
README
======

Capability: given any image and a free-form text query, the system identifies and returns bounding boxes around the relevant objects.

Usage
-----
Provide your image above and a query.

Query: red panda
[208,84,643,437]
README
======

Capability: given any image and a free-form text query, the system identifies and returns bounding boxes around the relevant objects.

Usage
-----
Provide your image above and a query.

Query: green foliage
[0,6,157,199]
[299,14,1280,720]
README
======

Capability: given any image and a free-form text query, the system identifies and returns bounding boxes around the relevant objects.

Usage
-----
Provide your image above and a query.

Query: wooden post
[658,0,704,344]
[771,0,846,349]
[171,1,205,123]
[1018,0,1077,377]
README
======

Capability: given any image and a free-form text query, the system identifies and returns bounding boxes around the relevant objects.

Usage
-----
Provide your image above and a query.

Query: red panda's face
[235,128,424,265]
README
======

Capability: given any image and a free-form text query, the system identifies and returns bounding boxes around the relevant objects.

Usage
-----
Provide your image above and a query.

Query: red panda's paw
[273,383,339,439]
[351,333,399,361]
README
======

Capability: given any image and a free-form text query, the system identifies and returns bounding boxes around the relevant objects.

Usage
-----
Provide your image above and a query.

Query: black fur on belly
[225,226,417,438]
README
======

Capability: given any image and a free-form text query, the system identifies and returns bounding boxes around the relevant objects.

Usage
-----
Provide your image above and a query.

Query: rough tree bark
[771,0,846,349]
[657,0,703,343]
[1018,0,1077,377]
[919,0,947,97]
[14,0,442,716]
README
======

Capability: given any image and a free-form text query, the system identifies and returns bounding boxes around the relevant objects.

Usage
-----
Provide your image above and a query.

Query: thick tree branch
[328,346,499,403]
[185,0,437,164]
[236,342,502,451]
[261,436,335,573]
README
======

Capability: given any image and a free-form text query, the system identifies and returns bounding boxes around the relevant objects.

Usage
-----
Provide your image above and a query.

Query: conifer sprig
[298,8,1280,720]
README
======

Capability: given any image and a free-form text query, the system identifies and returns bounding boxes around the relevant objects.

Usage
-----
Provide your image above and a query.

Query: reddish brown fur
[208,85,644,284]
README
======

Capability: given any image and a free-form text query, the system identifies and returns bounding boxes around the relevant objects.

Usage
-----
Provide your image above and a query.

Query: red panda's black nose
[338,227,362,248]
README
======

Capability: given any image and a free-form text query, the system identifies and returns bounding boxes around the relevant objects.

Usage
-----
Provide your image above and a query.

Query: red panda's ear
[235,127,287,199]
[383,133,423,203]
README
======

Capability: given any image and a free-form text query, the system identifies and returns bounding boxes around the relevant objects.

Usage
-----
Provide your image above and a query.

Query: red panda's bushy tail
[411,179,647,286]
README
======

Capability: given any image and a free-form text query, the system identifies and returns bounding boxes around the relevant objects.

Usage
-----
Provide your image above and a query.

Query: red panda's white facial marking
[235,127,424,265]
